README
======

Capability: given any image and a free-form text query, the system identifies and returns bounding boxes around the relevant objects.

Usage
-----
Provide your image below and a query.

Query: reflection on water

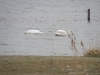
[0,0,100,56]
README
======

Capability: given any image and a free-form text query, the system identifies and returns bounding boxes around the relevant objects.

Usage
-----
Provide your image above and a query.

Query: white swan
[25,30,43,34]
[54,30,67,36]
[54,30,74,36]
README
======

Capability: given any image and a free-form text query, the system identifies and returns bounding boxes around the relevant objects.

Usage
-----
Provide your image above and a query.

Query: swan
[54,30,67,36]
[54,30,74,36]
[25,30,43,34]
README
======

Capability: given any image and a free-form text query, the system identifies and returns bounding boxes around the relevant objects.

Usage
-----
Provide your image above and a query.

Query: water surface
[0,0,100,56]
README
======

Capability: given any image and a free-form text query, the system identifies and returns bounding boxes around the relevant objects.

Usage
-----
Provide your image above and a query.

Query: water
[0,0,100,56]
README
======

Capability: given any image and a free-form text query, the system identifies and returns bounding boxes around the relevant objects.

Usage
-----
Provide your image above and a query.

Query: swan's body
[25,30,43,34]
[54,30,67,36]
[54,30,74,36]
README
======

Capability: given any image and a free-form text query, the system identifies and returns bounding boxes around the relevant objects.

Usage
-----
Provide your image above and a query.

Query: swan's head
[68,30,74,35]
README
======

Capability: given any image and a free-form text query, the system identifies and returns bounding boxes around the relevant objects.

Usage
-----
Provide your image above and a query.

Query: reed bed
[84,48,100,57]
[85,35,100,57]
[68,32,100,75]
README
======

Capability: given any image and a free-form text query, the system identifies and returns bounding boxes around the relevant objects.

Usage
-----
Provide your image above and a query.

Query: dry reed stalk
[74,36,76,40]
[81,40,85,55]
[70,36,80,74]
[80,40,88,75]
[71,39,80,55]
[69,34,88,74]
[51,34,54,75]
[81,40,87,56]
[81,40,84,47]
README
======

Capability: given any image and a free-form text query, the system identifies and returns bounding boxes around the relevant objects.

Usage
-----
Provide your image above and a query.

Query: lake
[0,0,100,56]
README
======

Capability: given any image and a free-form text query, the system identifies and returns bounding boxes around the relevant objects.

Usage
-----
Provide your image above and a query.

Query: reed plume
[81,40,84,47]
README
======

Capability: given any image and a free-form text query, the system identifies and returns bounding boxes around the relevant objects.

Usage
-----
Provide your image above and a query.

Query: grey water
[0,0,100,56]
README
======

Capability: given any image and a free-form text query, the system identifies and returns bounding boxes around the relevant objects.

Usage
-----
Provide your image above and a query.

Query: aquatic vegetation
[84,48,100,57]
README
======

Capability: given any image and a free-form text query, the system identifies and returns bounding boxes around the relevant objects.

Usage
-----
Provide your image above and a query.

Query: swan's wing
[55,33,66,36]
[55,33,62,36]
[25,30,43,34]
[33,30,43,33]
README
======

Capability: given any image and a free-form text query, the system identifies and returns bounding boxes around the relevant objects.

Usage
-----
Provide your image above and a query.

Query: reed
[68,34,88,75]
[84,48,100,57]
[84,37,100,57]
